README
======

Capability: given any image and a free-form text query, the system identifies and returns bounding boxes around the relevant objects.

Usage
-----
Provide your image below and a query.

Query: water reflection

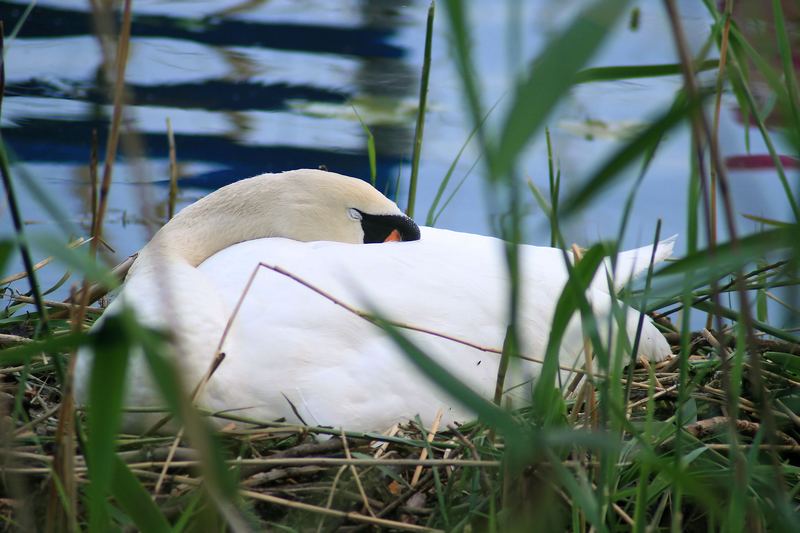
[0,0,418,265]
[1,0,798,257]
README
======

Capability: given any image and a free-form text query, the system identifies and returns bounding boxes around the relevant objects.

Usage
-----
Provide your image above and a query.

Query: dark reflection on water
[0,0,417,193]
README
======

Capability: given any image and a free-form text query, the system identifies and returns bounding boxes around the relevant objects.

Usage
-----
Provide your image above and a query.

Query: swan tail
[599,235,677,293]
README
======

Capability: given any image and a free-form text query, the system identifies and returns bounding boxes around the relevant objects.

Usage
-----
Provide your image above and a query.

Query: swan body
[74,169,674,432]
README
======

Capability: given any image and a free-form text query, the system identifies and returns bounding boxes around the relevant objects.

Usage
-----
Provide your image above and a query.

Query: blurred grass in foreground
[1,0,800,531]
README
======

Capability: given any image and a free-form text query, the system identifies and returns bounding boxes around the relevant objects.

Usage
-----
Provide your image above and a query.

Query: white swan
[75,169,673,432]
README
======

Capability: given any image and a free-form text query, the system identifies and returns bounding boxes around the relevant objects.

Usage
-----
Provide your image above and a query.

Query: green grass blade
[771,0,800,130]
[656,226,796,279]
[532,243,606,424]
[30,234,119,289]
[425,98,500,226]
[110,456,171,533]
[574,60,718,83]
[351,105,377,187]
[406,0,435,218]
[86,312,133,532]
[431,153,481,226]
[373,316,528,443]
[0,332,86,365]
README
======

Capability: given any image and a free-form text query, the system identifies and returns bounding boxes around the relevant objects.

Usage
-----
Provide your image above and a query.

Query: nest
[1,317,799,531]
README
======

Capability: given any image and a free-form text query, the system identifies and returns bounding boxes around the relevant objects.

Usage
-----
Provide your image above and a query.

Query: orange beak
[383,228,402,242]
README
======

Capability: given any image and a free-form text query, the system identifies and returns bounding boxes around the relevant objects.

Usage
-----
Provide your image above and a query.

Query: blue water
[0,0,797,289]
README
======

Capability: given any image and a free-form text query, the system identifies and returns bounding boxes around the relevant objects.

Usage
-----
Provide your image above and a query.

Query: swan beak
[384,229,402,242]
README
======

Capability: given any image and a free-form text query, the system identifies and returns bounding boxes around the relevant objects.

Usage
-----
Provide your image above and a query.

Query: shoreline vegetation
[2,1,800,531]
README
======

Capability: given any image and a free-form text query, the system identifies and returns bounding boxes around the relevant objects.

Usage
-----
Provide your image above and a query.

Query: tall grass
[1,1,799,531]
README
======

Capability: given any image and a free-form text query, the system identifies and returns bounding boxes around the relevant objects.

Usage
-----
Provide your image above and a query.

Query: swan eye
[348,208,363,221]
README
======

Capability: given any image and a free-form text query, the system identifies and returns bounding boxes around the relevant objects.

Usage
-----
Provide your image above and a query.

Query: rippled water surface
[1,0,798,277]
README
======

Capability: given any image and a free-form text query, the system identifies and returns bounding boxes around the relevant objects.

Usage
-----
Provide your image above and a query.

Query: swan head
[141,169,420,267]
[268,169,421,244]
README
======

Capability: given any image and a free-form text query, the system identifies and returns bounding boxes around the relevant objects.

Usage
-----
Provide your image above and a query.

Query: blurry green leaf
[0,240,14,276]
[171,490,203,533]
[771,0,800,132]
[87,311,133,532]
[110,456,171,532]
[494,0,631,179]
[656,227,796,279]
[135,319,242,516]
[574,60,718,83]
[31,234,118,289]
[375,317,530,444]
[763,352,800,375]
[0,332,86,365]
[679,398,698,425]
[742,214,793,228]
[693,300,800,344]
[532,244,606,425]
[544,449,602,527]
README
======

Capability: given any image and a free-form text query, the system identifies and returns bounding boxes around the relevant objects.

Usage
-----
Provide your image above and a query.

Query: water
[1,0,798,292]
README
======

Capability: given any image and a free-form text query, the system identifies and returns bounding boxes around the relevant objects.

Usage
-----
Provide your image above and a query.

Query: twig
[685,416,798,445]
[0,333,32,346]
[0,455,502,470]
[166,117,178,220]
[315,465,348,532]
[340,429,376,517]
[91,0,133,245]
[7,295,103,316]
[47,2,135,529]
[240,488,440,532]
[61,253,137,310]
[411,408,443,486]
[0,237,89,285]
[123,469,442,532]
[89,129,99,249]
[448,424,494,495]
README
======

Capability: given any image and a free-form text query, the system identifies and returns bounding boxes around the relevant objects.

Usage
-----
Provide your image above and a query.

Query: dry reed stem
[627,385,678,411]
[7,295,103,315]
[684,416,798,445]
[340,429,376,517]
[149,351,227,490]
[664,0,784,498]
[709,0,733,253]
[117,467,441,532]
[372,424,400,459]
[411,407,443,486]
[46,2,135,528]
[60,253,137,309]
[239,488,440,532]
[0,453,502,470]
[0,237,89,285]
[448,424,494,495]
[316,464,348,532]
[166,117,178,220]
[0,334,32,346]
[89,129,99,246]
[91,0,133,244]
